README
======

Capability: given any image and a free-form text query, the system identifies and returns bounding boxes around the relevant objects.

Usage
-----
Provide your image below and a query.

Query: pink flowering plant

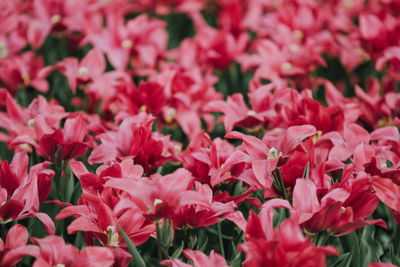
[0,0,399,266]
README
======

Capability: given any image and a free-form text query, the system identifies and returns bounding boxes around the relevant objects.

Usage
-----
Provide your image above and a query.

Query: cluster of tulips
[0,0,400,266]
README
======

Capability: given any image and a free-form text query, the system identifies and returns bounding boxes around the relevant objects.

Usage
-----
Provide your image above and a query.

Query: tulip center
[21,72,30,86]
[0,41,8,59]
[153,198,163,207]
[342,0,353,9]
[140,105,147,112]
[19,143,31,151]
[174,145,181,154]
[377,116,392,127]
[289,44,300,53]
[106,225,119,247]
[247,110,256,116]
[355,48,370,60]
[312,131,322,143]
[268,147,282,159]
[293,30,304,40]
[28,119,35,128]
[51,14,62,24]
[281,62,292,72]
[79,67,88,76]
[165,108,176,123]
[121,39,133,49]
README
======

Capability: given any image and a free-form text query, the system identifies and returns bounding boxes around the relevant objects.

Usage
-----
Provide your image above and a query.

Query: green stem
[276,168,290,218]
[217,221,225,258]
[50,160,63,201]
[156,221,162,259]
[119,226,146,267]
[275,168,288,200]
[271,171,280,192]
[17,87,29,107]
[1,223,6,241]
[156,221,168,259]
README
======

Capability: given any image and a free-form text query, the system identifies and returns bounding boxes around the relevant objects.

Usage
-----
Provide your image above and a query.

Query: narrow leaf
[119,226,146,267]
[302,162,310,178]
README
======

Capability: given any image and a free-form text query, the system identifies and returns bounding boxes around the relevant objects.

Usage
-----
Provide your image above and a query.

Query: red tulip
[162,249,230,267]
[372,177,400,225]
[0,224,39,267]
[239,208,338,267]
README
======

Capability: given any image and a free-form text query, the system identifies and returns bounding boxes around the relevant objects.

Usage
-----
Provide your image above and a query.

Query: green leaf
[217,221,225,258]
[302,162,310,178]
[64,166,75,203]
[230,251,242,267]
[170,241,184,259]
[389,244,400,265]
[334,252,353,267]
[197,236,208,252]
[119,226,146,267]
[360,225,384,266]
[233,180,244,195]
[160,220,174,248]
[205,227,235,240]
[188,234,197,250]
[341,232,360,267]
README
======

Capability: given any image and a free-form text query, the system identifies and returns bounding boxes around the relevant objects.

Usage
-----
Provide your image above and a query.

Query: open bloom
[4,235,114,267]
[161,249,230,267]
[239,204,338,267]
[53,48,106,93]
[0,224,38,267]
[0,89,66,150]
[291,177,386,235]
[0,52,51,94]
[89,113,172,173]
[0,152,54,234]
[170,181,237,228]
[14,114,88,161]
[372,177,400,225]
[105,168,194,221]
[83,13,167,71]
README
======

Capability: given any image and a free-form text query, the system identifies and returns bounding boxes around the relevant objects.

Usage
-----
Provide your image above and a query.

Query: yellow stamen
[312,130,323,143]
[50,14,61,24]
[165,108,176,123]
[378,117,392,127]
[293,30,304,40]
[342,0,354,9]
[106,225,119,247]
[21,72,30,86]
[19,143,32,151]
[28,119,35,128]
[281,62,292,72]
[121,39,133,49]
[140,105,147,112]
[0,41,8,59]
[289,44,300,53]
[268,147,282,159]
[78,67,88,76]
[153,198,163,207]
[355,48,370,60]
[174,145,181,154]
[247,110,256,116]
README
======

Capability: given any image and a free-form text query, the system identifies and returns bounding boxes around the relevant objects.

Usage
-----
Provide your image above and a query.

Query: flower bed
[0,0,399,266]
